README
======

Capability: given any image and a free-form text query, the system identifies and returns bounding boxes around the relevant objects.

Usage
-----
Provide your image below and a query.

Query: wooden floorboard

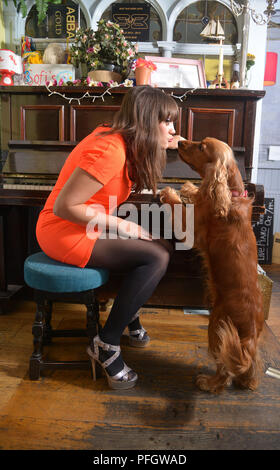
[0,290,280,450]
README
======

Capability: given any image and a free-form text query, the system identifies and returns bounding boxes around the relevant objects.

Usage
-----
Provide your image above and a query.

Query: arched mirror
[25,0,87,38]
[101,0,162,42]
[173,1,238,45]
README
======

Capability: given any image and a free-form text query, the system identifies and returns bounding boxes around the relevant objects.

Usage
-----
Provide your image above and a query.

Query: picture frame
[145,56,207,89]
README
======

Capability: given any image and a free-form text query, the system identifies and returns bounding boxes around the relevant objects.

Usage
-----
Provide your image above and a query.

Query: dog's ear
[200,159,232,218]
[227,161,244,195]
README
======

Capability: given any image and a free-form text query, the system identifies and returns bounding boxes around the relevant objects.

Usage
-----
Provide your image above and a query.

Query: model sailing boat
[201,18,226,88]
[200,18,225,41]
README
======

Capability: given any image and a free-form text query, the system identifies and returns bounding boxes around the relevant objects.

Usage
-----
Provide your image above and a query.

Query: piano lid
[165,149,246,181]
[2,141,72,179]
[2,151,69,178]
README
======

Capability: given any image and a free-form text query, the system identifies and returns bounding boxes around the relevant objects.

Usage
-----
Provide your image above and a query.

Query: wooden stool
[24,252,109,380]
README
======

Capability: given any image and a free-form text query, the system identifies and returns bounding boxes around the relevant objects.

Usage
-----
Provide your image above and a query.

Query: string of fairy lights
[44,82,198,104]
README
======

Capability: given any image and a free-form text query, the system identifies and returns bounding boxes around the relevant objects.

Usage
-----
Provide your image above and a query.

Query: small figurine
[43,43,65,64]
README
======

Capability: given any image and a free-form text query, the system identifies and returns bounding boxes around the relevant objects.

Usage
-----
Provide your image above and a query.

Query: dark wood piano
[0,86,265,314]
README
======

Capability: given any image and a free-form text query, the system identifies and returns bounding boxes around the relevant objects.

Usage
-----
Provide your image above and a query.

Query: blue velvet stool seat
[24,252,109,380]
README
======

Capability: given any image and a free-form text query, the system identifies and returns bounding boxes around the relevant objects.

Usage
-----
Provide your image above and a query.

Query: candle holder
[210,74,230,89]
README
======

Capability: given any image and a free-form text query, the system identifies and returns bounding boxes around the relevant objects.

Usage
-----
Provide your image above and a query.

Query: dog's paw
[180,181,198,202]
[196,373,231,394]
[159,186,181,204]
[196,374,212,392]
[181,180,197,191]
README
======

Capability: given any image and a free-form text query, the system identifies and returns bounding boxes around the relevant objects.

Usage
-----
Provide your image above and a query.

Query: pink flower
[58,79,64,86]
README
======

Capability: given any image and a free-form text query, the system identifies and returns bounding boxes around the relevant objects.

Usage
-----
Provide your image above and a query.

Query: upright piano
[0,86,265,314]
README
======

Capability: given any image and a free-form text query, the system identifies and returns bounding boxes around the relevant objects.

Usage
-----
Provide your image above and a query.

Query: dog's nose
[178,140,184,148]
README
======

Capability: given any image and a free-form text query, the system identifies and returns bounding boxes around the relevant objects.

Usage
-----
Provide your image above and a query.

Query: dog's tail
[215,317,261,390]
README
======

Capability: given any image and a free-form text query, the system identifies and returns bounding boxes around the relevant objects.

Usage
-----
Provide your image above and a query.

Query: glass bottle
[230,61,240,89]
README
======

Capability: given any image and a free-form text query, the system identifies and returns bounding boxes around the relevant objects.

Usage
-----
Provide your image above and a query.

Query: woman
[36,85,180,390]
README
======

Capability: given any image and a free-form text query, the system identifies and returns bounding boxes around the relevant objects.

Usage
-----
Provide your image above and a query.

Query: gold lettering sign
[55,11,62,35]
[66,6,76,39]
[112,3,150,41]
[113,14,149,30]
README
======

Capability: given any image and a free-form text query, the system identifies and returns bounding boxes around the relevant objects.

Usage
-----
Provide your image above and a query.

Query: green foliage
[246,53,256,71]
[3,0,62,24]
[70,19,137,77]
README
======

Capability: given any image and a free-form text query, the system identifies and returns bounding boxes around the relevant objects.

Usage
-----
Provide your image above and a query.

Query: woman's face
[158,119,175,149]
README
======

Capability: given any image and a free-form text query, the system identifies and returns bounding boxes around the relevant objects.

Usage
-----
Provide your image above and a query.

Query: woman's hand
[167,135,186,150]
[118,220,153,241]
[53,167,152,241]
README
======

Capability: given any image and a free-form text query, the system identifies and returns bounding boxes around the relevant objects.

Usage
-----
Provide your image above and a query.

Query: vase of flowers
[134,58,157,85]
[70,19,137,82]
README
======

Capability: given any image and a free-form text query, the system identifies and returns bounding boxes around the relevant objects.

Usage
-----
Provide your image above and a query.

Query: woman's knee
[150,241,172,274]
[155,238,174,258]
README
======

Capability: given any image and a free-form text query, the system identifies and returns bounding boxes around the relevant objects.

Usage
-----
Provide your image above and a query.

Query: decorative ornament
[0,49,23,86]
[201,16,210,26]
[43,44,65,64]
[70,20,137,79]
[44,79,134,105]
[200,17,225,88]
[169,88,198,102]
[264,52,278,86]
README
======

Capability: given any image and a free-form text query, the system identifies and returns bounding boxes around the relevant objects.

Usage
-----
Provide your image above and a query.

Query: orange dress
[36,127,132,267]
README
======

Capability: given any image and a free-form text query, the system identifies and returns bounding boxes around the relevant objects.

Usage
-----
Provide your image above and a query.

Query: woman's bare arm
[53,167,152,240]
[53,167,104,225]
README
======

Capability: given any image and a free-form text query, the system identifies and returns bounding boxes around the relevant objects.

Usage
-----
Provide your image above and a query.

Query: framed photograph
[145,56,207,88]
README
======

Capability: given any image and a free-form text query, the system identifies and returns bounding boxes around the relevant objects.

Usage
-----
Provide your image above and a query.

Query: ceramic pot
[88,62,122,83]
[88,70,122,83]
[135,67,151,85]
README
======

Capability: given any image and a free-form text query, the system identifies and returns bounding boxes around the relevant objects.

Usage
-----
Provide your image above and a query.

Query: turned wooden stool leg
[43,299,53,345]
[84,291,101,340]
[94,297,102,334]
[85,291,102,378]
[29,294,45,380]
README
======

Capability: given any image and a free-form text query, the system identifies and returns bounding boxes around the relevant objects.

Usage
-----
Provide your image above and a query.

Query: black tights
[86,237,173,346]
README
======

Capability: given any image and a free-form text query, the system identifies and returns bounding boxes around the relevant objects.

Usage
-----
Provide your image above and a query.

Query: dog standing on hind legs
[160,137,264,394]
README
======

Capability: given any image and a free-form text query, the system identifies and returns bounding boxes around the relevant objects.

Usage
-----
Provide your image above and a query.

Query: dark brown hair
[100,85,178,194]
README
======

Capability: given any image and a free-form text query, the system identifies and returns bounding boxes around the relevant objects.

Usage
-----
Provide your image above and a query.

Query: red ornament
[264,52,278,86]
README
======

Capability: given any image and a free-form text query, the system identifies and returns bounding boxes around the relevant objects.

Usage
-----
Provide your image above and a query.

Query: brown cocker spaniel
[160,137,264,394]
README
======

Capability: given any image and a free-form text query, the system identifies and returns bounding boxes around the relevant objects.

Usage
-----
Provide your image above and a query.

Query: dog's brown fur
[160,137,264,393]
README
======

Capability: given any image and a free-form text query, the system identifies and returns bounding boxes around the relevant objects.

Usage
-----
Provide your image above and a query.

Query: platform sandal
[127,312,150,348]
[87,335,138,390]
